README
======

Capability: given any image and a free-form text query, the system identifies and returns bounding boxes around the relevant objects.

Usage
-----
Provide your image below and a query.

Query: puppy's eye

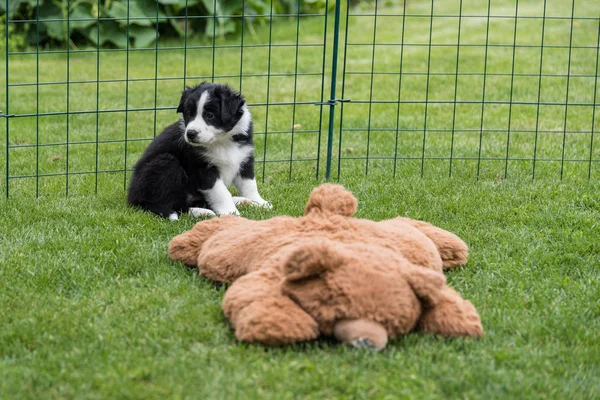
[205,112,214,119]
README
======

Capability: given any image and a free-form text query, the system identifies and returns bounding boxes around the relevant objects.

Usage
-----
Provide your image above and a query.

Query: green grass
[1,0,600,398]
[1,178,600,399]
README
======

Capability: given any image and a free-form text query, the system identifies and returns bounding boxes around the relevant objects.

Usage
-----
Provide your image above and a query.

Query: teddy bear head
[303,183,358,217]
[280,238,448,349]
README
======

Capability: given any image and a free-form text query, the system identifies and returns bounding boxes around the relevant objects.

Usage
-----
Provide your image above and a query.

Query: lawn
[1,0,600,398]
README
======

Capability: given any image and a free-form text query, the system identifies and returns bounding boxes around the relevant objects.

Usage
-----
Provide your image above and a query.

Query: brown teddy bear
[168,184,483,350]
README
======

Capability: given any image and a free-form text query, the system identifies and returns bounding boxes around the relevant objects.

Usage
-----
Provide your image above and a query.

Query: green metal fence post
[336,0,351,180]
[315,0,330,179]
[153,0,160,138]
[504,0,519,180]
[66,0,70,195]
[325,0,343,180]
[35,0,40,197]
[532,0,548,180]
[589,20,600,180]
[123,0,131,190]
[4,0,9,198]
[261,0,275,182]
[475,0,492,180]
[94,0,101,193]
[449,0,464,178]
[560,0,576,180]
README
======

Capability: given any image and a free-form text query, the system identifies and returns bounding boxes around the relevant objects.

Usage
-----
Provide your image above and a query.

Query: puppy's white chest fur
[201,143,252,186]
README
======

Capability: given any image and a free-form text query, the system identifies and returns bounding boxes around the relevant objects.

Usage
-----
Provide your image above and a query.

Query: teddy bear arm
[196,217,303,282]
[222,269,319,346]
[399,262,447,306]
[388,218,469,269]
[418,287,483,338]
[196,244,258,282]
[168,215,245,267]
[168,230,205,267]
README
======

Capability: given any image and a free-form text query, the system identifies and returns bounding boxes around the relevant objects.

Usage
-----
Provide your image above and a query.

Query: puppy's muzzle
[186,129,199,142]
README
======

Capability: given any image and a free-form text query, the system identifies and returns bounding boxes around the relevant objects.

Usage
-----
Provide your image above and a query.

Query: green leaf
[135,0,168,23]
[69,3,95,30]
[201,0,216,14]
[158,0,201,7]
[88,20,128,48]
[169,17,186,36]
[246,0,268,15]
[38,1,64,41]
[129,25,158,48]
[201,0,242,15]
[204,17,235,37]
[105,0,168,26]
[2,0,40,19]
[106,2,151,26]
[218,0,242,15]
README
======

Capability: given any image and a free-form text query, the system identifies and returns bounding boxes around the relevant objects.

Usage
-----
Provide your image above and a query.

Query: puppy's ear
[236,98,246,116]
[220,93,245,122]
[176,86,192,113]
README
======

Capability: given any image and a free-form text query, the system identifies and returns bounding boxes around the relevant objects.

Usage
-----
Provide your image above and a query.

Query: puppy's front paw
[246,198,272,209]
[233,197,272,210]
[256,200,273,209]
[214,207,240,216]
[232,196,253,206]
[189,207,216,218]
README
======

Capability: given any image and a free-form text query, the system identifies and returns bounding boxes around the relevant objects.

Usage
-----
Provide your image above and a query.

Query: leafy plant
[0,0,339,50]
[0,14,26,51]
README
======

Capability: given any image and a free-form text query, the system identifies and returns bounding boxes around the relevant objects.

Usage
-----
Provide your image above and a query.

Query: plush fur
[168,184,483,350]
[127,82,270,220]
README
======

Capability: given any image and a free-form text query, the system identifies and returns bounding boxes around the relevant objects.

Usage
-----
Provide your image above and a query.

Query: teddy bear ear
[304,183,358,217]
[284,238,344,282]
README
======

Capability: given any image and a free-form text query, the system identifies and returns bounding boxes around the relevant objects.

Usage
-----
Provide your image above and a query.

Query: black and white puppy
[127,82,270,220]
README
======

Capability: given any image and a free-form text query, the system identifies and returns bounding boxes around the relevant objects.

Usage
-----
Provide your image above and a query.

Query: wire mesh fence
[1,0,599,198]
[336,0,600,181]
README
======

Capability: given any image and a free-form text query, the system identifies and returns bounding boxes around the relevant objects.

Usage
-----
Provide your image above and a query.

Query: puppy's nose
[186,130,198,141]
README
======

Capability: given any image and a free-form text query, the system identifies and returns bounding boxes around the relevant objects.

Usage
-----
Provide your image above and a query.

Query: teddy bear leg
[222,269,319,346]
[392,218,469,269]
[333,319,388,351]
[418,287,483,338]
